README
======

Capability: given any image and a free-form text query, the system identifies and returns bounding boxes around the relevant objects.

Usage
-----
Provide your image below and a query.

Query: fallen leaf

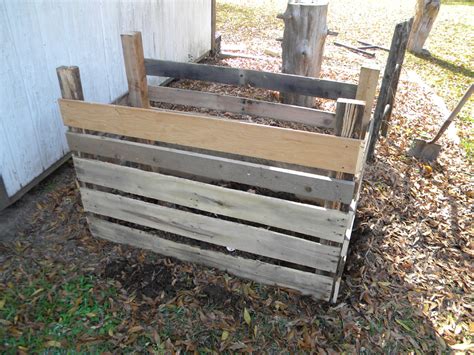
[243,308,251,326]
[221,330,229,341]
[44,340,62,348]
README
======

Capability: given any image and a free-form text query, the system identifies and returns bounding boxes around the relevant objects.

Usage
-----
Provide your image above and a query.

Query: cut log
[407,0,440,54]
[279,0,328,107]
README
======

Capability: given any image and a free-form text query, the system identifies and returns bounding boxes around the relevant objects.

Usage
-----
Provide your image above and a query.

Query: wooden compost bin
[58,32,379,302]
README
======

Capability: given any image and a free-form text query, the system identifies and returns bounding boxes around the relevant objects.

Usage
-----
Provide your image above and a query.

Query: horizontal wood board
[74,158,350,243]
[67,132,355,203]
[59,99,363,173]
[81,188,340,272]
[148,85,336,129]
[144,59,357,100]
[88,217,334,300]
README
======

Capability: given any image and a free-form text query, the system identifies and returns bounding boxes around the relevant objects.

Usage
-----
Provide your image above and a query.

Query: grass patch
[405,4,473,158]
[0,271,121,352]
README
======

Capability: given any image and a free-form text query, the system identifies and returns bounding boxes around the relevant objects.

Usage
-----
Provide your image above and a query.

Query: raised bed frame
[58,32,379,302]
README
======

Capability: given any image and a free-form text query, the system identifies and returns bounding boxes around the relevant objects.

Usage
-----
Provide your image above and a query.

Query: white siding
[0,0,211,198]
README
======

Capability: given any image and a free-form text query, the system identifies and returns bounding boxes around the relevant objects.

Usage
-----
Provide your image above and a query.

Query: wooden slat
[67,133,355,203]
[81,189,340,272]
[148,85,336,129]
[59,99,363,173]
[88,217,334,300]
[144,59,357,100]
[74,158,349,243]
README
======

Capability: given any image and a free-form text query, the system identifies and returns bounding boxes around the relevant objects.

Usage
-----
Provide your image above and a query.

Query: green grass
[405,4,474,158]
[0,272,122,353]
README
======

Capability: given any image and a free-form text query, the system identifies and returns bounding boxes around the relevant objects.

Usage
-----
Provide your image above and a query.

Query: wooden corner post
[328,98,365,303]
[56,66,85,152]
[56,66,84,101]
[356,66,380,135]
[211,0,217,55]
[121,31,150,108]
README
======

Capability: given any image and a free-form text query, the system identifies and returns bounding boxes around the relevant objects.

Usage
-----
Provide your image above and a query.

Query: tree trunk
[280,0,328,107]
[407,0,440,54]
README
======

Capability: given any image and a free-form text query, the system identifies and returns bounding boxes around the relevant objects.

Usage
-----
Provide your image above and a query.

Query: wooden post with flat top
[121,31,150,108]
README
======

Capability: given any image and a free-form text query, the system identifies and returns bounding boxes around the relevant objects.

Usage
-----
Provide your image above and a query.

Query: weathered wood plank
[88,217,334,300]
[355,66,380,132]
[74,158,349,243]
[144,59,357,100]
[59,100,363,173]
[67,133,355,203]
[81,189,340,272]
[148,85,335,129]
[121,32,149,108]
[326,99,365,209]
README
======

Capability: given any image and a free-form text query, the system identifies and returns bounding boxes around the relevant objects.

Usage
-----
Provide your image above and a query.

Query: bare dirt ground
[1,0,472,352]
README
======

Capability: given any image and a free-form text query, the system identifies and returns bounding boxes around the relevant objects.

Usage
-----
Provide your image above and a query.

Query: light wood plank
[121,32,149,108]
[148,85,335,129]
[74,158,349,243]
[67,132,355,203]
[88,217,334,300]
[59,99,363,173]
[81,188,340,272]
[356,66,380,132]
[145,59,357,100]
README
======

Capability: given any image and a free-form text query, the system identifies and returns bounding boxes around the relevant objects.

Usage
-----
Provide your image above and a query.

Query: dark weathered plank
[144,59,357,100]
[74,157,350,243]
[81,188,340,271]
[148,86,336,128]
[88,217,334,300]
[67,133,355,203]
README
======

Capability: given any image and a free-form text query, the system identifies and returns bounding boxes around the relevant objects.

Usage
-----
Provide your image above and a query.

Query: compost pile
[1,3,472,354]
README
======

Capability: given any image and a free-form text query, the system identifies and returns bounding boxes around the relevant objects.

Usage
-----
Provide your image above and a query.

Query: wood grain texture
[81,188,340,271]
[144,59,357,100]
[355,66,380,132]
[88,217,334,300]
[121,32,149,108]
[74,158,350,243]
[280,1,328,106]
[59,100,363,173]
[148,85,336,128]
[67,133,355,203]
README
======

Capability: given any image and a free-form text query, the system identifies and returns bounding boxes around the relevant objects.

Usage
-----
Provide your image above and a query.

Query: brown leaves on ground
[1,0,473,352]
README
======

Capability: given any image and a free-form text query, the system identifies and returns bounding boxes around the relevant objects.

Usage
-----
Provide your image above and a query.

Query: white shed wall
[0,0,211,198]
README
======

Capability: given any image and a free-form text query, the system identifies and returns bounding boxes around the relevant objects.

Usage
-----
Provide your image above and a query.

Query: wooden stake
[356,66,380,134]
[326,99,365,210]
[327,98,365,302]
[367,19,412,161]
[56,66,84,101]
[211,0,217,55]
[121,31,149,108]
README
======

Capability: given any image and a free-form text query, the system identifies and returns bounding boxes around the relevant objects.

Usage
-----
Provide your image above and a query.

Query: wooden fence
[58,32,379,302]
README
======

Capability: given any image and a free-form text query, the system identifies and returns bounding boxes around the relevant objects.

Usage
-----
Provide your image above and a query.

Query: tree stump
[407,0,440,54]
[279,0,328,107]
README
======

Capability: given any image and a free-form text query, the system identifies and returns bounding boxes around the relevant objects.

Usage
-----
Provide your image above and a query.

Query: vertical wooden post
[367,19,412,161]
[56,66,88,185]
[56,66,84,101]
[210,0,217,55]
[355,66,380,134]
[121,31,150,108]
[56,66,85,156]
[328,98,365,303]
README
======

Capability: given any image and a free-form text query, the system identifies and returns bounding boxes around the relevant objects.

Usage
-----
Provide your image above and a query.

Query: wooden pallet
[57,32,379,302]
